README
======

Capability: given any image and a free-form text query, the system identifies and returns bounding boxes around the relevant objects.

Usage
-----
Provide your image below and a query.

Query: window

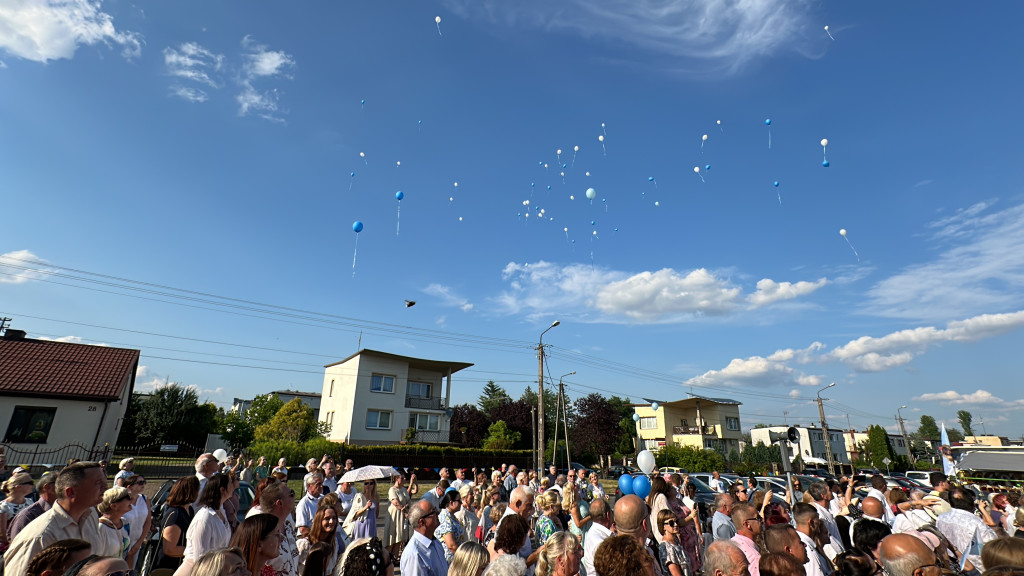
[329,380,334,397]
[366,410,392,429]
[409,413,440,431]
[370,374,395,393]
[639,417,657,430]
[679,419,688,427]
[408,381,432,398]
[726,417,740,431]
[5,406,57,443]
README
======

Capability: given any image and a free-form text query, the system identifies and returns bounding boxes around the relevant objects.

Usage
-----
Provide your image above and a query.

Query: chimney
[2,329,27,340]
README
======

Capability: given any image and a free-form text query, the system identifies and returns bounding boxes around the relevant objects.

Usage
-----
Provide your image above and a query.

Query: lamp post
[553,371,575,469]
[817,382,837,475]
[897,405,915,466]
[537,321,560,473]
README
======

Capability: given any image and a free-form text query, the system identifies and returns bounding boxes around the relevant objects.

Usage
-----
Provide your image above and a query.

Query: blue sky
[3,0,1024,439]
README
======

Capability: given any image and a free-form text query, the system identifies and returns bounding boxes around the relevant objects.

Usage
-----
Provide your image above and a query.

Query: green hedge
[247,438,531,472]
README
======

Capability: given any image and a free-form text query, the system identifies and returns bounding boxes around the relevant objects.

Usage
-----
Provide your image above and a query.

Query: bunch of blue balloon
[619,473,651,499]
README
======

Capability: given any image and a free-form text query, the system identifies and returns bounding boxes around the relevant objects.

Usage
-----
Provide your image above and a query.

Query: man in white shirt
[582,498,612,576]
[449,468,468,492]
[710,470,726,493]
[614,494,665,575]
[795,503,835,576]
[866,475,895,525]
[401,500,448,576]
[320,457,338,493]
[935,487,998,571]
[421,480,448,509]
[809,481,845,553]
[2,462,106,576]
[764,524,810,568]
[194,453,219,507]
[489,486,543,568]
[295,472,324,537]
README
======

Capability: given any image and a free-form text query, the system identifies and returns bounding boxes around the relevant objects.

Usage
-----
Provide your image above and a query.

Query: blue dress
[353,499,377,539]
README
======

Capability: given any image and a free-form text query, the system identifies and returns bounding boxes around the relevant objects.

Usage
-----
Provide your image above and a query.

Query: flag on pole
[940,423,954,475]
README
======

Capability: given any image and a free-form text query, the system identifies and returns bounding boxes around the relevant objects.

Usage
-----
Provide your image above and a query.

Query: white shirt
[582,521,613,576]
[812,501,845,553]
[2,502,100,576]
[295,492,322,529]
[936,508,997,571]
[798,529,832,576]
[866,489,895,525]
[893,509,933,533]
[709,477,725,493]
[401,530,448,576]
[183,506,231,561]
[449,478,467,492]
[421,488,442,509]
[335,486,355,516]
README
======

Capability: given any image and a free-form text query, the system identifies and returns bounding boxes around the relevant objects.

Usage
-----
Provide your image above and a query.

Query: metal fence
[1,442,111,475]
[110,441,204,479]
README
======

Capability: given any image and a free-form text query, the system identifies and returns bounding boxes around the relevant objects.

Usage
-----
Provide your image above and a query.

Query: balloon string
[396,204,401,236]
[571,151,577,167]
[436,23,442,36]
[768,127,772,150]
[601,143,607,156]
[844,237,860,262]
[352,235,359,277]
[698,173,705,183]
[778,191,782,206]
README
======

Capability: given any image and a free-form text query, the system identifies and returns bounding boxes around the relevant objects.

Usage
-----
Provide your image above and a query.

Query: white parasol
[339,465,401,483]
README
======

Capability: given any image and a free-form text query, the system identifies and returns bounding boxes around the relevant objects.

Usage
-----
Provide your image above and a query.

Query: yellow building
[963,435,1009,447]
[633,394,743,455]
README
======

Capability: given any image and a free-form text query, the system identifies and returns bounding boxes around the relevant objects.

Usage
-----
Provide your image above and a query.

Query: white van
[905,471,932,487]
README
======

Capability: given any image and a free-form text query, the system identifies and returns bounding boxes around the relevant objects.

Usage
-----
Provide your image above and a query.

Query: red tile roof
[0,337,139,401]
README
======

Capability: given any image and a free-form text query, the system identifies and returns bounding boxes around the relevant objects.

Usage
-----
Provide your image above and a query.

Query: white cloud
[423,284,474,312]
[788,389,802,399]
[914,389,1024,410]
[827,310,1024,372]
[442,0,817,74]
[495,261,824,323]
[37,335,83,343]
[236,36,293,121]
[0,0,141,63]
[164,42,223,103]
[866,201,1024,320]
[747,278,827,308]
[0,249,52,283]
[683,346,825,390]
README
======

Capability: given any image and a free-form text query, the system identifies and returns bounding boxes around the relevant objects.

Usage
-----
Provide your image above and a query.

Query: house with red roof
[0,328,139,461]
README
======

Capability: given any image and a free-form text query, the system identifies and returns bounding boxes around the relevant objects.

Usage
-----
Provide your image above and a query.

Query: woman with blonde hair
[382,473,411,559]
[535,531,581,576]
[96,487,132,558]
[191,547,250,576]
[456,484,481,543]
[561,480,591,543]
[343,479,379,540]
[534,490,563,546]
[0,472,34,552]
[449,541,490,576]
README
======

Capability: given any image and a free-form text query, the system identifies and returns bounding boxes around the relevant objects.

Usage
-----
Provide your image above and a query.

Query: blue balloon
[396,191,404,200]
[562,164,567,169]
[765,118,771,125]
[418,120,422,125]
[352,221,364,233]
[531,182,535,187]
[547,185,552,190]
[591,220,596,226]
[350,172,355,177]
[539,161,544,166]
[618,474,635,496]
[773,181,780,187]
[822,160,830,167]
[705,164,711,171]
[632,475,652,499]
[632,413,640,422]
[648,176,655,182]
[361,99,366,105]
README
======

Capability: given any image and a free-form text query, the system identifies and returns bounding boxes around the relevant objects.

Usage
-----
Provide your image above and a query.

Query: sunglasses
[665,520,678,527]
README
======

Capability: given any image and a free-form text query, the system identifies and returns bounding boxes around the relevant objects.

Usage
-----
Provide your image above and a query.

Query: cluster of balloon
[395,191,404,236]
[765,118,772,149]
[825,25,835,40]
[821,139,830,167]
[435,16,443,36]
[351,221,364,277]
[839,229,860,261]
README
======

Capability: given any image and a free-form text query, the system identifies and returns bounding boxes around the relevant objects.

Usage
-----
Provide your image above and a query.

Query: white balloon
[840,228,847,236]
[213,448,228,462]
[586,187,597,200]
[574,145,579,152]
[598,135,604,142]
[824,25,830,31]
[702,134,708,141]
[693,166,701,173]
[557,149,562,155]
[637,449,656,474]
[570,195,575,200]
[396,161,401,166]
[654,201,660,206]
[436,16,442,23]
[717,119,722,125]
[585,171,591,176]
[359,151,365,157]
[821,138,829,147]
[453,182,458,187]
[563,227,568,232]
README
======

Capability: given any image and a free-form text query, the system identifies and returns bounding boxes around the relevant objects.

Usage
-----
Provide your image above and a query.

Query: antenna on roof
[357,331,363,350]
[0,317,11,335]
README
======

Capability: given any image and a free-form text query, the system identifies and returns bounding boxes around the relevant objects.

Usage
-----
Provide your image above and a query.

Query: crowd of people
[4,450,1024,576]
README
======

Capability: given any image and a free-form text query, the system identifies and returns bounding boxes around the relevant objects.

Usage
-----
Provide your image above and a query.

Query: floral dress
[434,508,466,563]
[669,497,702,574]
[0,498,33,521]
[535,514,561,546]
[660,538,691,576]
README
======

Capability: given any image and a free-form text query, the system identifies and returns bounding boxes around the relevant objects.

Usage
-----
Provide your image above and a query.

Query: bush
[655,444,725,472]
[247,438,531,469]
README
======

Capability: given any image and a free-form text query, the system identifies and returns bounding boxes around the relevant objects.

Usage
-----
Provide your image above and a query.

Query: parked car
[801,468,835,480]
[690,472,740,490]
[904,471,932,487]
[136,478,254,575]
[659,466,687,476]
[608,465,639,478]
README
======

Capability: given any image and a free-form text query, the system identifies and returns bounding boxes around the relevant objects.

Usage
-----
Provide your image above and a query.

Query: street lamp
[553,371,576,469]
[537,321,560,472]
[897,405,915,466]
[816,382,837,475]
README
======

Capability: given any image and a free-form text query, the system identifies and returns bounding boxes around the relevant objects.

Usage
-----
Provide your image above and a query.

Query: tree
[866,425,897,471]
[917,415,940,440]
[477,381,510,418]
[655,445,725,472]
[483,421,521,450]
[218,393,286,452]
[520,386,562,439]
[742,441,783,474]
[121,383,219,447]
[448,403,490,446]
[606,396,637,458]
[947,428,965,443]
[488,399,534,450]
[957,410,974,437]
[254,398,327,443]
[570,394,623,464]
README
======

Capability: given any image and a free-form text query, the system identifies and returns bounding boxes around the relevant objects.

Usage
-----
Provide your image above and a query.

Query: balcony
[405,396,444,410]
[401,428,453,444]
[673,425,717,435]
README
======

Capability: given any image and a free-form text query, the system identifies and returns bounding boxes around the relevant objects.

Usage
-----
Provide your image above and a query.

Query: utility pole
[531,406,536,471]
[783,411,789,425]
[817,382,837,475]
[558,372,575,468]
[537,321,560,473]
[897,405,915,466]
